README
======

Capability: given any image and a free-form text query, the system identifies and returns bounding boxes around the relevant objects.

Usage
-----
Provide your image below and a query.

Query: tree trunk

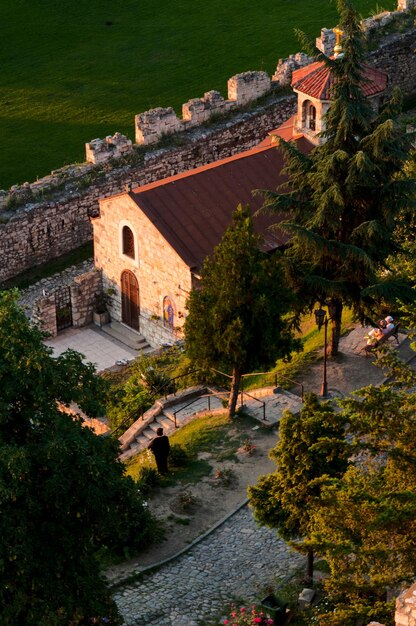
[306,548,314,584]
[227,367,241,418]
[330,299,343,357]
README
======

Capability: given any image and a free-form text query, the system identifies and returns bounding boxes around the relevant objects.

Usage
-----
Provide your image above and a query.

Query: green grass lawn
[125,412,262,484]
[242,307,357,390]
[1,0,394,189]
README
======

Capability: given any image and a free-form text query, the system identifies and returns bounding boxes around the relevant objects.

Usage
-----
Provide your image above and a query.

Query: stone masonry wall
[32,294,57,337]
[395,583,416,626]
[0,95,296,284]
[1,18,416,284]
[368,29,416,97]
[135,71,272,146]
[70,270,101,328]
[29,269,101,337]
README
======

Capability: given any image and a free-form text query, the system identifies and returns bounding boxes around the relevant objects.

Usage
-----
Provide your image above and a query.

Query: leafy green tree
[105,352,178,431]
[184,205,299,417]
[248,394,348,580]
[0,290,157,625]
[259,0,416,354]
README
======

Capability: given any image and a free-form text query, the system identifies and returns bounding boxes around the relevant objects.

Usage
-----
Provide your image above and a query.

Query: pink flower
[223,621,229,625]
[240,607,246,612]
[231,613,237,618]
[267,620,274,625]
[254,619,262,624]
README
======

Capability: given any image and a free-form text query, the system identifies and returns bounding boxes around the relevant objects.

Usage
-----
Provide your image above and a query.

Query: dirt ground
[144,427,278,562]
[106,422,280,582]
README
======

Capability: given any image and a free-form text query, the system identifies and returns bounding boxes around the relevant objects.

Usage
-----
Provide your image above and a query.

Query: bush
[169,444,190,467]
[136,466,161,496]
[135,356,176,395]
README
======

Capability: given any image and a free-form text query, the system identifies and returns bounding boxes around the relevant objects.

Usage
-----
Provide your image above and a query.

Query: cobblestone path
[113,505,304,626]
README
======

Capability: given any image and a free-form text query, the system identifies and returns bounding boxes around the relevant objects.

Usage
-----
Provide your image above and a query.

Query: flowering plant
[223,604,274,625]
[242,438,256,456]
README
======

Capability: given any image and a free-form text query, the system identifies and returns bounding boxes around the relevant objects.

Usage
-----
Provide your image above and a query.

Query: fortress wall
[0,95,296,283]
[135,71,273,147]
[368,29,416,95]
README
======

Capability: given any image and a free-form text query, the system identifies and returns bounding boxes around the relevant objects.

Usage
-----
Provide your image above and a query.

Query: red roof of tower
[291,61,388,100]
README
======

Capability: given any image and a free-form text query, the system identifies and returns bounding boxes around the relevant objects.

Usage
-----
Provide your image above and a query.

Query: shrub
[214,467,237,488]
[135,356,176,395]
[169,444,190,467]
[136,466,161,496]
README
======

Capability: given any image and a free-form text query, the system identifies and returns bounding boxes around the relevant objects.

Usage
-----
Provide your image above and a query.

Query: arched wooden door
[121,270,140,330]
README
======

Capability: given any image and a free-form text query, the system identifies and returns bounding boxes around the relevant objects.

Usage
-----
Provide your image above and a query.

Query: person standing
[148,427,170,475]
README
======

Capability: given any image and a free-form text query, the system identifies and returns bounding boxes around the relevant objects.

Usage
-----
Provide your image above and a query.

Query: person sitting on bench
[366,327,383,346]
[385,315,395,332]
[379,319,388,334]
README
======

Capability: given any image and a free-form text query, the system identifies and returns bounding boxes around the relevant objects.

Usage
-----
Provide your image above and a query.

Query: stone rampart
[86,133,133,164]
[368,29,416,96]
[135,71,272,147]
[395,583,416,626]
[0,95,296,283]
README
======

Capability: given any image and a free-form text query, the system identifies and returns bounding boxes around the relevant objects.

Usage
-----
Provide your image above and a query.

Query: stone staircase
[100,321,153,354]
[118,385,303,462]
[119,386,226,461]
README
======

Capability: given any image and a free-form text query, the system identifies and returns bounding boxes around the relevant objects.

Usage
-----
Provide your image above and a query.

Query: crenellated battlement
[85,133,133,165]
[134,71,272,147]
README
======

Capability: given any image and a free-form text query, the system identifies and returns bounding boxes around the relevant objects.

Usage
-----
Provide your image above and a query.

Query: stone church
[92,55,388,347]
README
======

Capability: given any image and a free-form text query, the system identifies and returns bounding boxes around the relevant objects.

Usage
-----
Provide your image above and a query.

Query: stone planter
[93,310,110,327]
[260,595,288,625]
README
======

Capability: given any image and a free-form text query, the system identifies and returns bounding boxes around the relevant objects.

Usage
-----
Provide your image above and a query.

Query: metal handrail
[241,371,304,399]
[238,389,266,421]
[109,409,142,438]
[154,368,203,399]
[111,368,299,437]
[172,390,229,427]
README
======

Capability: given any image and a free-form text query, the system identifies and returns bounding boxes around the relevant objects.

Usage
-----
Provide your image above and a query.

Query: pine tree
[259,0,416,354]
[184,204,299,417]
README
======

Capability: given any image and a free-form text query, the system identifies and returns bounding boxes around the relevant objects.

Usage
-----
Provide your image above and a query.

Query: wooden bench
[364,323,400,356]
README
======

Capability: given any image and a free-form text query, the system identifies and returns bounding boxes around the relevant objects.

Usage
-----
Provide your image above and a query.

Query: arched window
[308,104,316,131]
[122,226,135,259]
[163,296,175,330]
[302,100,317,132]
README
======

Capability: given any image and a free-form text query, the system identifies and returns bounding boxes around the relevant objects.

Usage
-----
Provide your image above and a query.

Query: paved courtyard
[44,325,139,372]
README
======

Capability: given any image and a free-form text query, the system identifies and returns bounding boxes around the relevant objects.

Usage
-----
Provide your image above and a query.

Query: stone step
[101,321,152,353]
[141,429,155,440]
[155,414,175,430]
[135,435,150,448]
[135,433,150,452]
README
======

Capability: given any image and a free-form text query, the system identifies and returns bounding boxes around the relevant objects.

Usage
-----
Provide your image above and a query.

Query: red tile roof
[292,61,388,100]
[129,136,313,270]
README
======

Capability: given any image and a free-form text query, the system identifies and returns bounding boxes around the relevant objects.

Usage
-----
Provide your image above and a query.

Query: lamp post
[314,307,331,398]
